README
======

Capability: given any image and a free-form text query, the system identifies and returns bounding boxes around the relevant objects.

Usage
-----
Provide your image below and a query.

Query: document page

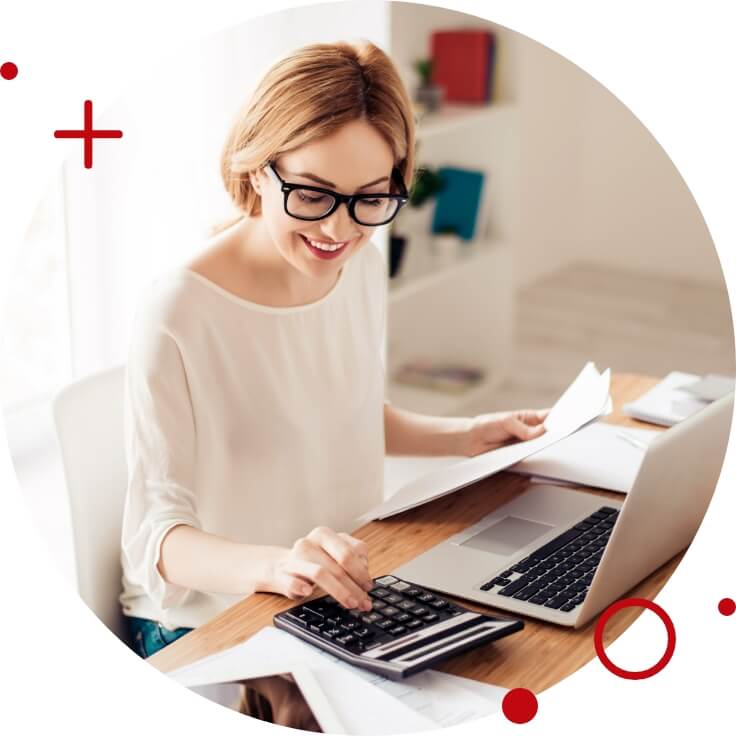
[509,422,659,493]
[169,626,506,733]
[359,363,612,521]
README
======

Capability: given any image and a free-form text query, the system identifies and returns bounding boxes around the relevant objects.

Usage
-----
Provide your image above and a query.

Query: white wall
[574,75,723,284]
[389,2,725,289]
[514,25,725,288]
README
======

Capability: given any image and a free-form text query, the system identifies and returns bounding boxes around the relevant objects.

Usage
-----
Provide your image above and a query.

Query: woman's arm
[157,524,374,610]
[157,524,288,596]
[383,402,550,457]
[383,402,473,457]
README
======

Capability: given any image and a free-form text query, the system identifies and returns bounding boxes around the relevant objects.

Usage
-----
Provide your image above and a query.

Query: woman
[120,39,548,660]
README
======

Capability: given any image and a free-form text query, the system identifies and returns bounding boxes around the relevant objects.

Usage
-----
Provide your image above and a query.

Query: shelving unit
[415,102,514,142]
[388,237,499,301]
[377,7,519,418]
[386,240,513,416]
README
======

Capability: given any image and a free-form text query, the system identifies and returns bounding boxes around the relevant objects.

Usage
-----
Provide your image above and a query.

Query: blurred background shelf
[388,238,502,303]
[386,373,503,417]
[416,102,515,141]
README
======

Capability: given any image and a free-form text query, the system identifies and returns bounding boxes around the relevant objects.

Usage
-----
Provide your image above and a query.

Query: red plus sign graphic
[54,100,123,169]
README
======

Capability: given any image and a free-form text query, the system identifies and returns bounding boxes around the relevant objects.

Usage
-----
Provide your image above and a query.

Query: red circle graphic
[718,598,735,616]
[1,61,18,80]
[502,688,538,724]
[594,598,676,679]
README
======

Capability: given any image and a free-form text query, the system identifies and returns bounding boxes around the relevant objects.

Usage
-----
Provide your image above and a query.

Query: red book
[430,29,495,103]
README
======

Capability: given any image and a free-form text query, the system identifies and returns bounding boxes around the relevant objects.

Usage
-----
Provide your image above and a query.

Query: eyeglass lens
[286,189,400,225]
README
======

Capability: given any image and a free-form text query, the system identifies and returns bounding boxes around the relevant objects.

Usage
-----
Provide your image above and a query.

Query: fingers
[283,556,372,611]
[518,409,550,426]
[273,568,315,600]
[506,415,547,441]
[337,531,370,567]
[310,527,373,592]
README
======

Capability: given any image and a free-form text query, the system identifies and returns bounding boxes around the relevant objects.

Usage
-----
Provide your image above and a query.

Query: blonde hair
[213,40,416,235]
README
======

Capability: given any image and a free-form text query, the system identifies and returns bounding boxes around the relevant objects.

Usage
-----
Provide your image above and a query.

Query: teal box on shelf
[431,167,485,240]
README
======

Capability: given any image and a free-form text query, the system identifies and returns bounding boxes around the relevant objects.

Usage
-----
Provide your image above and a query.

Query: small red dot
[502,688,538,724]
[719,598,735,616]
[1,62,18,80]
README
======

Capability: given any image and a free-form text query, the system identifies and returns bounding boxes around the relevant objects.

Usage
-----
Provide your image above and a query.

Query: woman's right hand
[264,526,374,611]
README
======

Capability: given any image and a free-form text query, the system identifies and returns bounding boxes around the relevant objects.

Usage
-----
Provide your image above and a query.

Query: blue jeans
[127,615,193,659]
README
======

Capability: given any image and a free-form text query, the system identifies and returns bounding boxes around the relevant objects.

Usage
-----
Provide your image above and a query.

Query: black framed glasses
[265,161,409,226]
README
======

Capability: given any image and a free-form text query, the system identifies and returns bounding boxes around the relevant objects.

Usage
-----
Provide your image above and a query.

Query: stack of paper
[508,422,659,493]
[169,626,507,734]
[360,362,612,521]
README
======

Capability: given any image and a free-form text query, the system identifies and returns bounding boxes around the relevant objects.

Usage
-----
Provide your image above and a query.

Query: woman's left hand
[463,409,551,457]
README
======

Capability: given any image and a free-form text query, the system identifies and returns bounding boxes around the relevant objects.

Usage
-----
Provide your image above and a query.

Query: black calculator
[273,574,524,680]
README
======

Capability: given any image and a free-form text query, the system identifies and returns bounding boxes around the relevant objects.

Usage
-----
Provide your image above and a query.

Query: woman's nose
[319,201,359,241]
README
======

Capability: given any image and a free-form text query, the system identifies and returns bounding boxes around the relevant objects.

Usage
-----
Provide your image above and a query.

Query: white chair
[52,365,129,643]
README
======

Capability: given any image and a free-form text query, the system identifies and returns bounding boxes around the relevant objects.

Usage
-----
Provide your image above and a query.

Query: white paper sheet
[169,626,505,734]
[359,363,612,521]
[508,422,659,493]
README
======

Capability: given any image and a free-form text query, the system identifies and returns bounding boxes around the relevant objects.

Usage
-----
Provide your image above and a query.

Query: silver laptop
[392,392,733,628]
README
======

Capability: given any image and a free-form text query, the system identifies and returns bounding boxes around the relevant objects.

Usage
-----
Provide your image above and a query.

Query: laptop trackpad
[459,516,555,557]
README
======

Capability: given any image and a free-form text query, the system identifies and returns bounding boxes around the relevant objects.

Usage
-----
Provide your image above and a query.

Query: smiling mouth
[299,234,351,253]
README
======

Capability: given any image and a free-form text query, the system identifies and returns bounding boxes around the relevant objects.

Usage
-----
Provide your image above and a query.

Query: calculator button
[336,634,356,645]
[388,625,407,636]
[303,602,330,618]
[341,620,357,630]
[430,599,448,609]
[405,587,424,597]
[393,612,412,623]
[418,593,436,603]
[361,613,385,624]
[376,619,395,630]
[381,606,399,616]
[406,619,423,629]
[353,627,374,639]
[389,581,412,592]
[422,613,439,623]
[409,605,429,616]
[375,575,398,586]
[369,588,392,599]
[397,600,415,610]
[371,600,387,610]
[384,594,404,604]
[309,623,324,633]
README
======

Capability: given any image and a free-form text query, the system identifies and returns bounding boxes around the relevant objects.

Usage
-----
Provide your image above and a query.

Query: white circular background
[1,1,734,733]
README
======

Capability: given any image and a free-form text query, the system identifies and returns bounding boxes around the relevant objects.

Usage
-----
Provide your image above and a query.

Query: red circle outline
[594,598,676,679]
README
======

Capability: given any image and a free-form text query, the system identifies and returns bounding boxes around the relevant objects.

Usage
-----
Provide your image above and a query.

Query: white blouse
[119,241,387,630]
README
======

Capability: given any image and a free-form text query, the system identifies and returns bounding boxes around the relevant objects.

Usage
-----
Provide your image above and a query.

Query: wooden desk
[151,373,680,692]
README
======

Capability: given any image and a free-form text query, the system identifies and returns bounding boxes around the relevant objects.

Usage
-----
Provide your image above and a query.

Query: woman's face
[251,118,395,280]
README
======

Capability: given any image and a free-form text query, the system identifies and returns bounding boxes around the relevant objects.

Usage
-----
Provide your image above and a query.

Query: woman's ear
[249,171,261,195]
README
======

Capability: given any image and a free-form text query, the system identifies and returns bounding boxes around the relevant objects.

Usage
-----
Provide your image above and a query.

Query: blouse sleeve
[120,307,201,611]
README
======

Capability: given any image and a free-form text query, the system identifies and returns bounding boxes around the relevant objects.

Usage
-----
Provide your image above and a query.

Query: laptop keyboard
[479,506,619,613]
